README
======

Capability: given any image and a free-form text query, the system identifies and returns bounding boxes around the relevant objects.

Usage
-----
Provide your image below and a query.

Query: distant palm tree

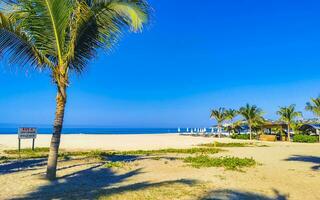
[306,96,320,120]
[0,0,150,180]
[305,96,320,142]
[276,105,302,142]
[225,109,238,122]
[239,104,264,140]
[210,108,227,138]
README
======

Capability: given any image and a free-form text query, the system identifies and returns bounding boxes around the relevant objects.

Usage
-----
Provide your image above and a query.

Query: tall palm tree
[0,0,150,180]
[305,96,320,142]
[210,107,227,138]
[276,105,302,142]
[238,104,264,140]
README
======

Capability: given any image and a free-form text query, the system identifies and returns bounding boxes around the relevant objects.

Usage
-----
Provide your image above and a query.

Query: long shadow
[199,189,288,200]
[284,155,320,171]
[0,158,47,175]
[13,162,197,200]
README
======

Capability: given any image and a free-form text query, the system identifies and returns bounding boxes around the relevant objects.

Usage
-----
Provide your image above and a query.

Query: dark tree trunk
[287,123,291,142]
[46,86,67,180]
[249,125,252,140]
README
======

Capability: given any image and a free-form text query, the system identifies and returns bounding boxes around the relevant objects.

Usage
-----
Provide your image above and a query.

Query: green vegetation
[104,161,125,168]
[210,107,227,138]
[119,147,222,155]
[199,142,251,147]
[3,148,111,160]
[231,134,251,140]
[2,147,222,161]
[293,135,319,143]
[184,155,256,171]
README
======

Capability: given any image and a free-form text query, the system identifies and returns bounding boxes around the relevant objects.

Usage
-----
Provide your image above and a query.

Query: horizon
[1,0,320,128]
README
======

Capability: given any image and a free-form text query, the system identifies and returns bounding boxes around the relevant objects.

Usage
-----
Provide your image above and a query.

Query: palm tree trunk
[249,125,252,140]
[46,86,67,180]
[287,123,291,142]
[218,123,221,138]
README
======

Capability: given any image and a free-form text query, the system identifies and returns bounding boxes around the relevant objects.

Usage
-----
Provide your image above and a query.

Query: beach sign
[18,127,38,151]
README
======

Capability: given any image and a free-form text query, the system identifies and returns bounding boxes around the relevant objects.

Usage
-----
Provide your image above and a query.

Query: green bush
[293,135,319,143]
[183,155,256,170]
[231,134,250,140]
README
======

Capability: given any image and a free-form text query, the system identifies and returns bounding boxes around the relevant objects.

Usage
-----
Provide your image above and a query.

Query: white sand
[0,134,221,151]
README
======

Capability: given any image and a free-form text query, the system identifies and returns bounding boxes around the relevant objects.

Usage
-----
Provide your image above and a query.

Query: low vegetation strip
[119,147,222,155]
[184,155,256,170]
[2,147,223,161]
[199,142,251,148]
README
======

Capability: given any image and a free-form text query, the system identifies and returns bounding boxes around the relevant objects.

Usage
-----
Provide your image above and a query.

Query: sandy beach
[0,134,319,199]
[0,134,220,151]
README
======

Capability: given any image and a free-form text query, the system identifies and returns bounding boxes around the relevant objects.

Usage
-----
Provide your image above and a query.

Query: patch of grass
[184,155,256,171]
[104,161,125,168]
[293,135,319,143]
[119,148,222,155]
[3,148,112,160]
[199,142,251,148]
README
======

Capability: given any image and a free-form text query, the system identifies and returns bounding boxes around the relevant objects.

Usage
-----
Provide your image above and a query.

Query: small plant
[293,135,319,143]
[184,155,256,171]
[104,161,125,168]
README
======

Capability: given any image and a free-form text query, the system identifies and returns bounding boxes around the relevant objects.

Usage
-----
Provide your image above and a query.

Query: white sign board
[18,127,37,139]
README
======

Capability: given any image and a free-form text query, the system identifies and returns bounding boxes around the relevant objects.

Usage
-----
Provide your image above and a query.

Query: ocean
[0,127,190,134]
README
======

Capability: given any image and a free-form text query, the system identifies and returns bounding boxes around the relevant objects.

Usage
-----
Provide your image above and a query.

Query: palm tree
[238,104,264,140]
[210,108,227,138]
[225,109,238,122]
[276,105,302,142]
[0,0,150,180]
[305,96,320,142]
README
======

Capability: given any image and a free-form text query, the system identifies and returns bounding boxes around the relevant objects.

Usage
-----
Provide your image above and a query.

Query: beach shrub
[119,148,222,155]
[184,155,256,170]
[199,142,251,148]
[293,135,319,143]
[231,134,251,140]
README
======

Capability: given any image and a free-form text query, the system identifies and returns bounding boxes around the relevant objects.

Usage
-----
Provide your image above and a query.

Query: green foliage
[293,135,319,143]
[238,104,264,128]
[305,96,320,118]
[277,105,302,124]
[119,148,222,155]
[104,161,125,168]
[184,155,256,170]
[231,134,251,140]
[0,0,150,74]
[199,142,251,147]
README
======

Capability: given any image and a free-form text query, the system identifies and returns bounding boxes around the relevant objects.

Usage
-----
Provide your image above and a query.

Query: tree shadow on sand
[0,158,47,175]
[199,189,288,200]
[12,162,197,200]
[284,155,320,171]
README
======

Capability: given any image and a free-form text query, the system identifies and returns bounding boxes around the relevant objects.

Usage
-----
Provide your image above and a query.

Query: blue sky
[1,0,320,128]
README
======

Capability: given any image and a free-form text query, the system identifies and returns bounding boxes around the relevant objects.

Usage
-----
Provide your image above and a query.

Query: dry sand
[0,134,319,199]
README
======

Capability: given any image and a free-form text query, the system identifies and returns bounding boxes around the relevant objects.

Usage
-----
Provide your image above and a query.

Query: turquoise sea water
[0,127,188,134]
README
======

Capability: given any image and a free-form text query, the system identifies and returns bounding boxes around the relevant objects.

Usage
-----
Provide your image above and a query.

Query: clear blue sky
[1,0,320,128]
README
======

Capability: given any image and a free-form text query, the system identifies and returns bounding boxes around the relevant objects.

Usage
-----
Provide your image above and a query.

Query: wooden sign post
[18,127,38,152]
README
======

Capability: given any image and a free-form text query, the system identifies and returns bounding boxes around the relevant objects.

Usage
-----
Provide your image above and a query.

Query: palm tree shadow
[199,189,288,200]
[12,163,143,200]
[12,161,198,200]
[284,155,320,171]
[0,158,47,175]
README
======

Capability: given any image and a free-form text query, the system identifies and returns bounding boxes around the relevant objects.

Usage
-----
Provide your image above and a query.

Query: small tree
[277,105,302,142]
[239,104,264,140]
[210,108,227,138]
